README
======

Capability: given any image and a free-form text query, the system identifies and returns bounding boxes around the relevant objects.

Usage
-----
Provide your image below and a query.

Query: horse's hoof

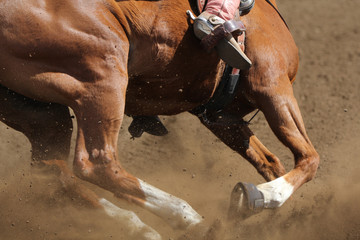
[228,182,264,220]
[128,116,168,138]
[143,116,169,136]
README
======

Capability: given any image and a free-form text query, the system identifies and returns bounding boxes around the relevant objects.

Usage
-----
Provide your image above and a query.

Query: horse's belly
[125,69,222,116]
[124,77,200,115]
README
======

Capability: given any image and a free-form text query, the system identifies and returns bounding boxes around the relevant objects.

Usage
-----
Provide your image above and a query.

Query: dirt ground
[1,0,360,239]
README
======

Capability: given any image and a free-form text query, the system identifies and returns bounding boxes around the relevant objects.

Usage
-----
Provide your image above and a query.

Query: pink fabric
[205,0,241,21]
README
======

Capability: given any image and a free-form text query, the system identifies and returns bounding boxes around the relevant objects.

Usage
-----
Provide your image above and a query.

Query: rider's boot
[193,0,253,69]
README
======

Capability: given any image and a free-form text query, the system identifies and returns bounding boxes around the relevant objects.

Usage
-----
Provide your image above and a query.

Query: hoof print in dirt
[228,182,264,220]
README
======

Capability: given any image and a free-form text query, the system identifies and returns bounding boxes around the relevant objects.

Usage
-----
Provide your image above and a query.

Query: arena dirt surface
[1,0,359,239]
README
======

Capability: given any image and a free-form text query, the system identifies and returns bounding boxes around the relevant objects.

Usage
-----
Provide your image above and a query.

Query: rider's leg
[205,0,241,21]
[193,0,252,69]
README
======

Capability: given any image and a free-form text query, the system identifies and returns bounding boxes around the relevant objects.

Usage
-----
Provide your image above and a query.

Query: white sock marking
[256,176,294,208]
[99,198,162,240]
[139,180,202,229]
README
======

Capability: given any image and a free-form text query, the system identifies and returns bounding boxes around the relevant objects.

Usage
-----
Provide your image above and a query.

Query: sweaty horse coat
[0,0,319,237]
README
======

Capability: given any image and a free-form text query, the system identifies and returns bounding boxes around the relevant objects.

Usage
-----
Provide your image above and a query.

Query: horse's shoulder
[242,3,298,79]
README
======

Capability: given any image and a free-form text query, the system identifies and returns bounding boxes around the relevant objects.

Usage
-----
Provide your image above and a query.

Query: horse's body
[0,0,319,238]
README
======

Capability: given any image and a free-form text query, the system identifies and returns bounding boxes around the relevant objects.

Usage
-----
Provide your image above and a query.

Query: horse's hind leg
[0,86,98,204]
[0,86,72,161]
[61,63,202,230]
[0,86,161,239]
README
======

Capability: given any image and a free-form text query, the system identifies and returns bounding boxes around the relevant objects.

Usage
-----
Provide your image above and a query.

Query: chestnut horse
[0,0,319,238]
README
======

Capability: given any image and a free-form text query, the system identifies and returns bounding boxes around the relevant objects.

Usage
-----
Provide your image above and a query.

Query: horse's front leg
[205,74,319,218]
[71,65,202,230]
[225,73,319,215]
[203,119,287,182]
[202,112,289,219]
[251,75,320,208]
